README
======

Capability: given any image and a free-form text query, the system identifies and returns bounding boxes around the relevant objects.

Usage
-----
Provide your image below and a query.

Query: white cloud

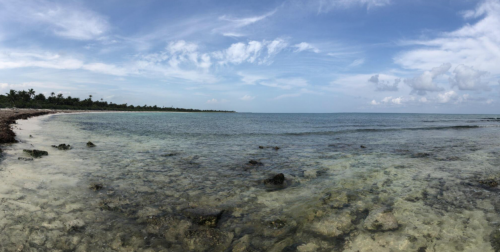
[348,58,365,67]
[371,100,379,105]
[238,72,268,85]
[274,88,322,100]
[438,90,457,103]
[82,63,127,76]
[214,39,287,65]
[0,0,109,40]
[293,42,320,53]
[368,74,399,91]
[206,98,228,104]
[240,95,255,101]
[449,64,490,91]
[216,41,263,64]
[261,78,308,90]
[317,0,392,12]
[167,40,198,54]
[404,63,451,95]
[222,32,245,38]
[219,10,276,28]
[394,0,500,75]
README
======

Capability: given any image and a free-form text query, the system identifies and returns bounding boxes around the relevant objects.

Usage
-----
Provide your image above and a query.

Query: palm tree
[6,90,17,107]
[27,89,35,100]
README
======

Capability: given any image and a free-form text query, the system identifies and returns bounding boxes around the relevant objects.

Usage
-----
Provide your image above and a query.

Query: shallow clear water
[1,112,500,252]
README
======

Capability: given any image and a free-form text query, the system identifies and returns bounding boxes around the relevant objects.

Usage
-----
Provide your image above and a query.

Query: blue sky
[0,0,499,113]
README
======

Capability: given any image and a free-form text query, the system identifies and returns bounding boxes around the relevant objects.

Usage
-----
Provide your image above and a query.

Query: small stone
[52,144,71,150]
[412,153,431,158]
[184,229,233,252]
[87,141,96,147]
[268,219,286,229]
[273,146,280,150]
[23,149,48,158]
[297,243,319,252]
[363,207,399,231]
[259,146,264,149]
[18,157,34,161]
[248,160,263,166]
[89,183,103,191]
[265,173,285,185]
[360,145,366,148]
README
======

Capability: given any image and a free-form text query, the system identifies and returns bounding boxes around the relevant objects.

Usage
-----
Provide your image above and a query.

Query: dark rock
[18,157,34,161]
[23,149,48,158]
[479,179,499,188]
[360,145,366,149]
[29,135,33,138]
[51,144,71,150]
[161,153,178,157]
[248,160,263,166]
[412,153,431,158]
[265,173,285,185]
[268,219,286,229]
[259,146,264,149]
[87,141,96,147]
[273,146,280,150]
[89,183,103,191]
[183,207,224,228]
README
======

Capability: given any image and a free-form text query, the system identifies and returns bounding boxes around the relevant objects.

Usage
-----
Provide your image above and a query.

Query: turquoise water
[1,112,500,251]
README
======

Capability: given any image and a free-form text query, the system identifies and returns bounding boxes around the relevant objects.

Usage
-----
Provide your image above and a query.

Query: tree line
[0,89,234,112]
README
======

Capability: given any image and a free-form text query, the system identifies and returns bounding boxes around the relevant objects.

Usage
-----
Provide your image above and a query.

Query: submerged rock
[248,160,263,166]
[89,183,104,191]
[18,157,34,161]
[23,149,48,158]
[51,144,71,150]
[264,173,285,185]
[363,207,399,231]
[360,145,366,149]
[183,207,224,228]
[86,141,96,147]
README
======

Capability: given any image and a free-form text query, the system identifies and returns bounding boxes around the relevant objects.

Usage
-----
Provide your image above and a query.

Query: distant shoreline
[0,108,233,149]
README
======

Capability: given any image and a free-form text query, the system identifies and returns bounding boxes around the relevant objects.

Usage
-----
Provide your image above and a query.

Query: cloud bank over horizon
[0,0,499,113]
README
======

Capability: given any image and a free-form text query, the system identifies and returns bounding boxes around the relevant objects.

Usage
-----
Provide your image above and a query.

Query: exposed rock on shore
[51,144,71,150]
[23,149,48,158]
[87,141,96,147]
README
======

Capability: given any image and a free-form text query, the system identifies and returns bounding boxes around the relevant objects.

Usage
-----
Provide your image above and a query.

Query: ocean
[1,112,500,251]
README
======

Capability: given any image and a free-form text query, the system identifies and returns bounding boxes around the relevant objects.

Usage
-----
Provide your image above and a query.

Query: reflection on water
[1,113,500,252]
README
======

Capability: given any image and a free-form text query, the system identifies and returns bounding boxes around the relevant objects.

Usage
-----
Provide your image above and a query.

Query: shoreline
[0,108,199,148]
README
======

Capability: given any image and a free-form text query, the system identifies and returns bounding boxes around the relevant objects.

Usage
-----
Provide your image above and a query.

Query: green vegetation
[0,89,234,112]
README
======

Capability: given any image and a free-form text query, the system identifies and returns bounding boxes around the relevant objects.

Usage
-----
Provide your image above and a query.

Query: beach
[1,112,500,252]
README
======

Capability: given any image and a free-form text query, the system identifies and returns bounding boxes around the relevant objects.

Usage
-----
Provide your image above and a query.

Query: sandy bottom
[1,114,500,252]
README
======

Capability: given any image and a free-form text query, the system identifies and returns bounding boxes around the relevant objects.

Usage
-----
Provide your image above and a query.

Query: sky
[0,0,499,113]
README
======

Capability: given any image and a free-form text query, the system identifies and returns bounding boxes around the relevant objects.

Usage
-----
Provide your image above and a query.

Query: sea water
[1,112,500,251]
